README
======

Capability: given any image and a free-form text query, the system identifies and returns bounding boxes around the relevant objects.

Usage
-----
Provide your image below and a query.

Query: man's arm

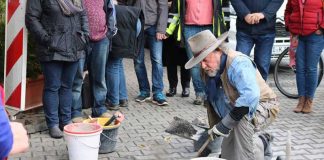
[209,56,260,137]
[25,0,50,45]
[260,0,284,22]
[156,0,168,35]
[230,0,251,21]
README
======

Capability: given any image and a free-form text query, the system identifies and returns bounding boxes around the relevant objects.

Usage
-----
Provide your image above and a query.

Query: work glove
[208,122,230,140]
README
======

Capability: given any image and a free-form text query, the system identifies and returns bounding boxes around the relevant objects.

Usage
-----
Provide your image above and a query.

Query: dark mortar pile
[165,117,197,138]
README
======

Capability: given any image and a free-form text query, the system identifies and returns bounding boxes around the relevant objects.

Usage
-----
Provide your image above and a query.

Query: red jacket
[284,0,324,36]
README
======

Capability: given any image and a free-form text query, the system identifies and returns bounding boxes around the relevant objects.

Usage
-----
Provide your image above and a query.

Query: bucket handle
[101,132,117,142]
[73,136,100,149]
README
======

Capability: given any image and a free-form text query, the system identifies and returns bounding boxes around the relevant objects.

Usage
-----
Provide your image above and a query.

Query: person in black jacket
[25,0,89,138]
[163,1,191,97]
[231,0,284,80]
[167,0,229,105]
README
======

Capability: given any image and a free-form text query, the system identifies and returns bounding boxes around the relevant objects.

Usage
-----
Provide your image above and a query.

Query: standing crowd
[1,0,322,159]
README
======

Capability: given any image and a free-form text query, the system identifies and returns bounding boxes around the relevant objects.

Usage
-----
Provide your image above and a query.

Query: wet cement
[165,117,197,138]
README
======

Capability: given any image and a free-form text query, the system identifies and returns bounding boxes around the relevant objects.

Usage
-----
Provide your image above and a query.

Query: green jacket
[166,0,229,41]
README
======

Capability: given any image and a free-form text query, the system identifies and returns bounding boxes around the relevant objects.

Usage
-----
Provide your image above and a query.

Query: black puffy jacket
[25,0,89,62]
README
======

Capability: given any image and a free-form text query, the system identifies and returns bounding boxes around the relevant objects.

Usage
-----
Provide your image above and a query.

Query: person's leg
[183,25,210,104]
[41,61,63,138]
[71,58,85,122]
[134,30,150,102]
[89,38,109,117]
[253,33,275,80]
[302,33,324,113]
[166,65,178,97]
[221,118,255,160]
[106,57,122,110]
[235,31,254,56]
[59,61,79,127]
[146,26,167,105]
[304,33,324,98]
[119,59,128,107]
[295,37,307,97]
[180,65,191,97]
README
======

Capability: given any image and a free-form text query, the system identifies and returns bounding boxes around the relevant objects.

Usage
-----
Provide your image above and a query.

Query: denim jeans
[71,58,85,118]
[183,25,212,96]
[88,37,109,117]
[41,61,78,128]
[235,31,275,80]
[296,33,324,98]
[106,57,128,105]
[134,26,164,94]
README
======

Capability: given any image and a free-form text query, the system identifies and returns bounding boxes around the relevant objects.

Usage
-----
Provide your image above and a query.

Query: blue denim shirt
[207,54,260,119]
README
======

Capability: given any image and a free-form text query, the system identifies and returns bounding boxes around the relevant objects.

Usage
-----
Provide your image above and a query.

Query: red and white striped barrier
[4,0,28,111]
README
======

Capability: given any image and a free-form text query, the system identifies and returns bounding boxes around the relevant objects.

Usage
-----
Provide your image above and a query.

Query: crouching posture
[185,30,280,160]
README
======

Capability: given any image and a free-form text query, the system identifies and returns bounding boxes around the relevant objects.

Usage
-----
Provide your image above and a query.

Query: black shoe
[181,88,190,97]
[166,87,177,97]
[106,102,120,111]
[119,99,128,107]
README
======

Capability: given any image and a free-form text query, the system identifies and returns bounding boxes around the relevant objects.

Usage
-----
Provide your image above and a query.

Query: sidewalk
[9,49,324,160]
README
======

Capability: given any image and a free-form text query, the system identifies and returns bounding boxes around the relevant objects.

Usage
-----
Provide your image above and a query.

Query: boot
[293,96,305,113]
[302,97,313,113]
[166,87,177,97]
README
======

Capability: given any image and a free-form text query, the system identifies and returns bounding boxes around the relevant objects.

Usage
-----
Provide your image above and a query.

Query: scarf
[56,0,83,16]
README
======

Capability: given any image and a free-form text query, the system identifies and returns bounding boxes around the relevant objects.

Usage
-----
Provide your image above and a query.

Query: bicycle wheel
[274,48,324,99]
[274,48,299,99]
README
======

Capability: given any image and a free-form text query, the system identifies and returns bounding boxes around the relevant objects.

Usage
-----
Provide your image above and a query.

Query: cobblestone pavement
[8,50,324,160]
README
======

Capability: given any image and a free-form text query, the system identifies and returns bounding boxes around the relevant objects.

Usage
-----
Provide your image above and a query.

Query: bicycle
[273,47,324,99]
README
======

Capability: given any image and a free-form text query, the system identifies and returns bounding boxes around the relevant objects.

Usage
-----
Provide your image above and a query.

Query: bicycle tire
[274,48,324,99]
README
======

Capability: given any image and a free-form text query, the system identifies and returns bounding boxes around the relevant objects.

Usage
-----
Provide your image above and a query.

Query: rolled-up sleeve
[227,56,260,116]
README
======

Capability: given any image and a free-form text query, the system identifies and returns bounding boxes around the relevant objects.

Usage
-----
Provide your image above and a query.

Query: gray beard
[206,70,218,77]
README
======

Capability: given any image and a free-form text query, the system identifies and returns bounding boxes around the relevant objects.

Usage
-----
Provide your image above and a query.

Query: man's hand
[9,122,29,155]
[244,14,254,24]
[208,123,230,140]
[251,13,265,24]
[156,33,167,41]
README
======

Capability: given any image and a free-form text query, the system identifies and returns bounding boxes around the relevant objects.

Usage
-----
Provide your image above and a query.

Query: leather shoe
[181,88,190,97]
[166,87,177,97]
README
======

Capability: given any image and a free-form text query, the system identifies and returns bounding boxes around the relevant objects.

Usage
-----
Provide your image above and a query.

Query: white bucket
[64,123,103,160]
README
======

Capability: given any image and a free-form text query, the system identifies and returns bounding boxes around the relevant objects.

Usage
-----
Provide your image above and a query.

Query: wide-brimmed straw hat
[185,30,229,69]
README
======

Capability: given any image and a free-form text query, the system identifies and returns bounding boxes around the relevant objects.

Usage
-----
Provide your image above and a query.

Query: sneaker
[119,99,128,107]
[72,117,84,123]
[135,92,151,102]
[152,93,168,106]
[194,95,204,105]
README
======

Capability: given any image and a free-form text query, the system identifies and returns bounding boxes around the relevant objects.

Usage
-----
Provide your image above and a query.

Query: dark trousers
[167,65,191,90]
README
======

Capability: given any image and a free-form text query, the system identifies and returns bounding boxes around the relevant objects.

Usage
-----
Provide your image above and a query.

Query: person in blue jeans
[25,0,89,138]
[106,57,128,110]
[71,0,117,121]
[231,0,284,81]
[128,0,169,106]
[284,0,324,113]
[71,58,86,123]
